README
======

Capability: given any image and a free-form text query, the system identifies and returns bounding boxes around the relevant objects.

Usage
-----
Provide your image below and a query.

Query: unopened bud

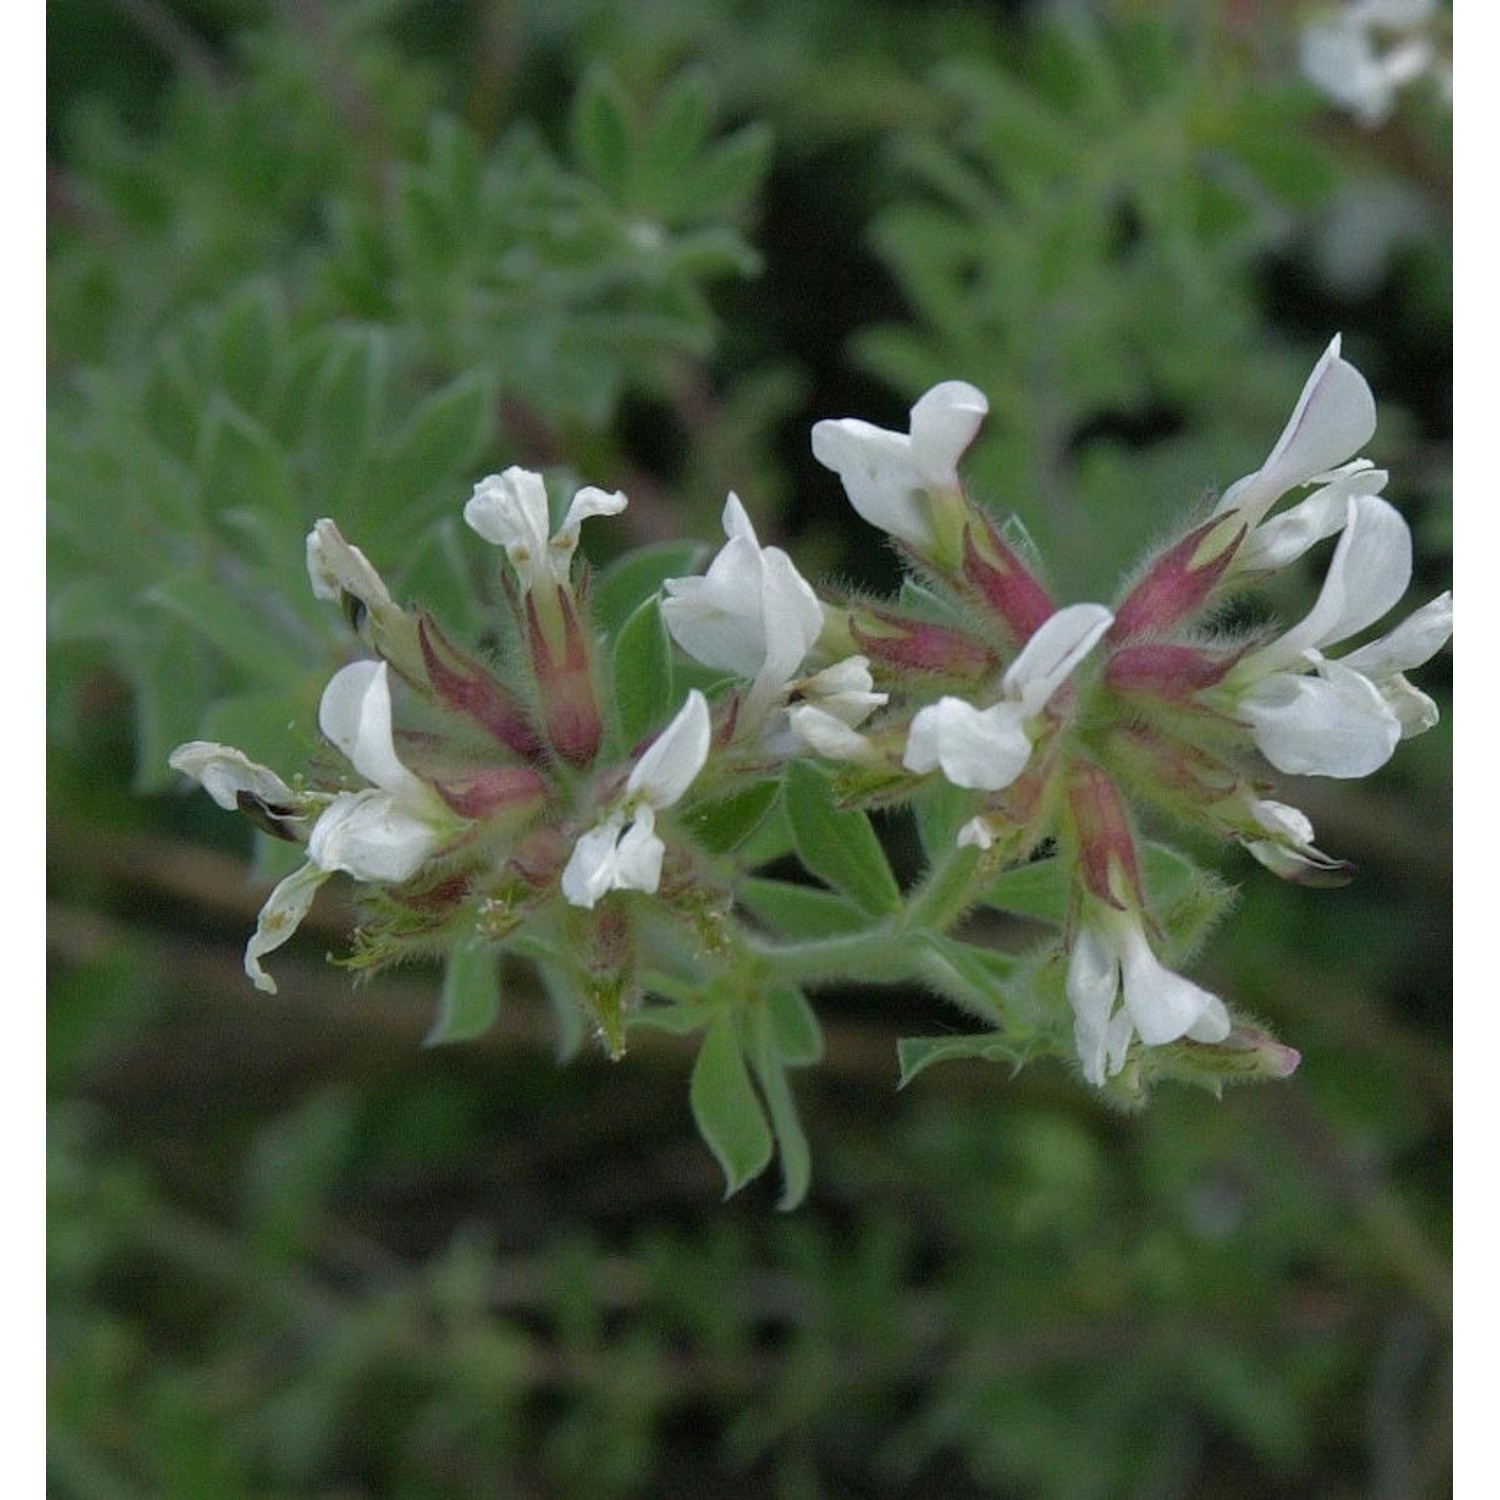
[1105,642,1243,705]
[433,765,551,821]
[850,608,997,682]
[1109,515,1245,642]
[961,516,1057,645]
[527,592,604,764]
[418,614,542,760]
[1066,760,1143,910]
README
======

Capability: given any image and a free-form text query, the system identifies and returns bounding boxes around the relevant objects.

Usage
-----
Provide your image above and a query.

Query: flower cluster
[171,336,1449,1104]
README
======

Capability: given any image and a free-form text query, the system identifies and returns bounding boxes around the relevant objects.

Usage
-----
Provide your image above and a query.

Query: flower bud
[417,614,542,760]
[1108,515,1245,641]
[525,592,604,765]
[850,607,998,682]
[961,517,1057,646]
[1065,760,1143,911]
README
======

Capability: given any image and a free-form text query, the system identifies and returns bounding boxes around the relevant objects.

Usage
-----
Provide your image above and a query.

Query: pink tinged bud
[432,765,551,821]
[1066,761,1143,911]
[1180,1026,1302,1081]
[1105,643,1243,704]
[417,615,541,759]
[1109,516,1246,641]
[850,609,998,681]
[525,591,604,766]
[962,518,1057,645]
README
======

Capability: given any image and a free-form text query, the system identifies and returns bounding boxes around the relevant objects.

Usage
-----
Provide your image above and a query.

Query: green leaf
[610,594,675,749]
[897,1032,1031,1088]
[570,67,634,195]
[681,779,779,855]
[590,539,707,635]
[148,572,305,684]
[425,942,502,1046]
[911,933,1016,1025]
[981,854,1070,925]
[691,1015,773,1198]
[748,1006,812,1210]
[783,760,902,917]
[382,368,496,511]
[196,398,295,530]
[765,986,823,1067]
[213,280,286,415]
[737,877,870,941]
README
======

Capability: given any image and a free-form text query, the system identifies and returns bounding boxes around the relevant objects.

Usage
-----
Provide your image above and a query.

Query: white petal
[1232,463,1386,574]
[908,381,989,483]
[168,741,299,813]
[551,486,627,582]
[306,519,397,611]
[307,789,443,882]
[1066,924,1122,1087]
[1001,602,1114,713]
[1263,493,1413,666]
[627,690,711,809]
[607,806,666,894]
[903,697,1032,791]
[1301,21,1395,123]
[661,494,821,686]
[1241,659,1402,777]
[1250,798,1317,846]
[560,814,627,909]
[955,816,995,851]
[1118,921,1231,1046]
[1214,338,1377,522]
[756,545,826,690]
[1339,590,1452,678]
[244,861,329,994]
[318,661,430,804]
[810,417,931,549]
[786,704,878,763]
[1379,675,1441,738]
[464,467,552,575]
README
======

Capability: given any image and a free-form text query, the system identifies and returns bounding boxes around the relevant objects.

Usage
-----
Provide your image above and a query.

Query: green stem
[901,841,983,932]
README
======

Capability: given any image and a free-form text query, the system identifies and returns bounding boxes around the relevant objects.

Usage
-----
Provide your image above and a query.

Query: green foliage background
[48,1,1451,1495]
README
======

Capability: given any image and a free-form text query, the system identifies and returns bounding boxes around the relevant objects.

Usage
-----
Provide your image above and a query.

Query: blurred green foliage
[48,0,1450,1495]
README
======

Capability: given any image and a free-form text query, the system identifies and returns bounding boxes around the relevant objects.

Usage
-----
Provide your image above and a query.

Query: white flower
[561,690,712,909]
[1239,798,1352,884]
[306,519,398,614]
[1067,906,1232,1087]
[811,381,988,551]
[1212,337,1377,531]
[167,742,301,815]
[171,662,458,993]
[1301,1,1441,126]
[1228,493,1451,778]
[464,466,627,592]
[903,603,1113,792]
[662,494,824,719]
[773,657,888,764]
